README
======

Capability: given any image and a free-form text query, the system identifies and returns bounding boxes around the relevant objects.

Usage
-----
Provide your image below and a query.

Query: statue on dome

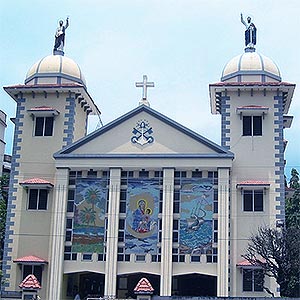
[241,13,256,49]
[53,17,69,55]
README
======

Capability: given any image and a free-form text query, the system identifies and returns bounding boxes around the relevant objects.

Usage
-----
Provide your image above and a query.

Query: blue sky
[0,0,299,178]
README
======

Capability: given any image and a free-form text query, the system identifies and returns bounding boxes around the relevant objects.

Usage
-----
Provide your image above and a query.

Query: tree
[0,174,9,286]
[289,168,300,190]
[286,168,300,229]
[0,175,9,260]
[243,168,300,297]
[242,226,300,297]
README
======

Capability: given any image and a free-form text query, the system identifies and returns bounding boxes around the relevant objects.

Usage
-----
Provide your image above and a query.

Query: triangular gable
[134,277,154,294]
[54,105,233,159]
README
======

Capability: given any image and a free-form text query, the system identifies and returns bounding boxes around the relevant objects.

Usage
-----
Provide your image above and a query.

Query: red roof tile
[4,83,84,89]
[28,106,57,111]
[134,278,154,294]
[210,81,295,87]
[20,178,53,186]
[237,259,265,267]
[237,105,269,109]
[14,255,48,264]
[19,274,41,289]
[237,180,270,186]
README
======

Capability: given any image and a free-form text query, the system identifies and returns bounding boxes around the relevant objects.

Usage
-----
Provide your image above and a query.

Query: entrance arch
[64,272,105,299]
[172,273,217,297]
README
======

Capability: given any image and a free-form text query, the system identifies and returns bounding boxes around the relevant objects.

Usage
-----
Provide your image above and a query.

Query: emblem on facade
[131,120,154,146]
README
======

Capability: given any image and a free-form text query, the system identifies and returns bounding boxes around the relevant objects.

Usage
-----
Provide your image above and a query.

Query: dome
[25,55,86,86]
[221,51,281,83]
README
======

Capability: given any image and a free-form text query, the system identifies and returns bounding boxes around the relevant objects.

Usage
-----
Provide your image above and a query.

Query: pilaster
[160,168,174,296]
[104,168,121,297]
[217,167,230,296]
[48,167,69,299]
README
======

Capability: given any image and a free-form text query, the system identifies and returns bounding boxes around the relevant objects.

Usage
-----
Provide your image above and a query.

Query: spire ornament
[53,17,69,55]
[241,13,257,52]
[135,75,155,107]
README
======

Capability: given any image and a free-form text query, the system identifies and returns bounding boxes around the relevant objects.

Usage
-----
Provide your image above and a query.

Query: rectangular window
[243,190,263,212]
[243,116,262,136]
[119,189,127,213]
[23,265,43,284]
[243,269,264,292]
[34,117,54,136]
[136,255,145,262]
[28,189,48,210]
[82,253,92,261]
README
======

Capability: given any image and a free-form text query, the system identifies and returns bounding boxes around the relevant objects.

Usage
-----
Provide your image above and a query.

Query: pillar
[217,167,230,296]
[160,168,174,296]
[104,168,121,297]
[47,167,69,299]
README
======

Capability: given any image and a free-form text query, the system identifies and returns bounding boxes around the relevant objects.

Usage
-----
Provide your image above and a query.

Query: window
[82,253,92,261]
[34,117,54,136]
[243,116,262,136]
[119,189,127,213]
[173,191,180,213]
[28,189,48,210]
[243,190,263,211]
[23,265,43,284]
[118,219,125,242]
[136,255,145,262]
[243,269,264,292]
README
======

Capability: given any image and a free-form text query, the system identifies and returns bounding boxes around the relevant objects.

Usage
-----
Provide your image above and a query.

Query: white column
[217,167,230,297]
[104,168,121,297]
[47,167,69,300]
[160,168,174,296]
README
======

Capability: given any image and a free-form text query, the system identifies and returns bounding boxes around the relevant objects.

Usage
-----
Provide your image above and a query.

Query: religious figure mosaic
[179,178,213,254]
[131,119,154,146]
[72,179,107,253]
[125,179,159,254]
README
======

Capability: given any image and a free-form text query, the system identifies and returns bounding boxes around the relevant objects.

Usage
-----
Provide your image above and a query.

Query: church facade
[2,23,295,300]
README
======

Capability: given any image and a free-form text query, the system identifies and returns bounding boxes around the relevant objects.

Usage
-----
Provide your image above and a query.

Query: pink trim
[19,274,41,289]
[28,106,57,111]
[237,180,270,186]
[14,255,48,264]
[210,81,295,87]
[134,277,154,293]
[20,178,53,186]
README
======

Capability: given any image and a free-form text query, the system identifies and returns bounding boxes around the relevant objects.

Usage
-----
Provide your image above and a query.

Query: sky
[0,0,299,179]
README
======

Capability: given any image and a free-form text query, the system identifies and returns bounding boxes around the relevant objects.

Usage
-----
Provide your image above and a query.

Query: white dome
[221,51,281,82]
[25,55,86,86]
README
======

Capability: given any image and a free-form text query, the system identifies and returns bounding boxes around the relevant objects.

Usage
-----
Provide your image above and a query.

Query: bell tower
[209,18,295,296]
[2,23,100,299]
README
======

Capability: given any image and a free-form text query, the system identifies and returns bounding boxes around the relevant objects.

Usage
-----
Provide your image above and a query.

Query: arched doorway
[65,272,105,299]
[172,273,217,296]
[117,273,160,298]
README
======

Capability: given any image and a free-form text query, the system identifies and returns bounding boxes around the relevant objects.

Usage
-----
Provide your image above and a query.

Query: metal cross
[135,75,155,100]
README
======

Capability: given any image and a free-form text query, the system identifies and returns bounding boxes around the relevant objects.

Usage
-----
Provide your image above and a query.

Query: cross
[135,75,155,101]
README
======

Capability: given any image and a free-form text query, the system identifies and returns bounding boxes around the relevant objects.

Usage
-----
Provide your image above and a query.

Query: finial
[53,17,69,55]
[240,13,257,52]
[135,75,155,107]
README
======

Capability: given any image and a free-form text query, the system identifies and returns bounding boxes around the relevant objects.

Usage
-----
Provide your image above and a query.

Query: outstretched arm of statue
[240,13,247,27]
[65,17,69,29]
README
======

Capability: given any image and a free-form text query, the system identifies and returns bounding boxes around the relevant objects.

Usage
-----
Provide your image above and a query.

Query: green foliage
[286,168,300,230]
[286,188,300,229]
[289,168,300,190]
[284,168,300,296]
[0,175,9,260]
[85,187,101,206]
[80,207,96,225]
